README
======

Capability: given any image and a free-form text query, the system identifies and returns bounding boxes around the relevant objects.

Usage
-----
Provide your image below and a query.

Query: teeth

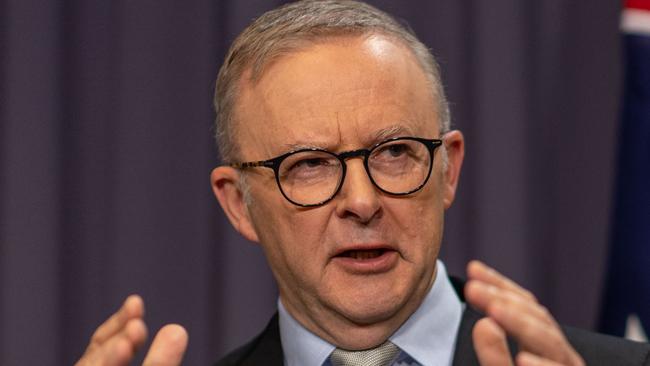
[348,250,383,259]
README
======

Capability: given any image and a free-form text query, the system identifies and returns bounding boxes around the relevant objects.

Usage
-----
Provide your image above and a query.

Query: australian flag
[599,0,650,341]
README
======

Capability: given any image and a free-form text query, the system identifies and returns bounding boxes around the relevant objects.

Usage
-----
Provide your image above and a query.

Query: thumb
[142,324,188,366]
[473,317,514,366]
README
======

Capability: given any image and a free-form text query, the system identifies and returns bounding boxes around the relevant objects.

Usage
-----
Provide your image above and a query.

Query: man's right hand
[75,295,188,366]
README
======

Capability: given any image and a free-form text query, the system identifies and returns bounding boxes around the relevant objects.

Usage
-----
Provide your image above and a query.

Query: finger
[91,295,145,345]
[473,317,514,366]
[516,351,569,366]
[77,295,147,365]
[487,298,583,365]
[96,318,148,366]
[465,280,554,327]
[100,334,138,366]
[123,318,148,350]
[142,324,188,366]
[467,260,536,302]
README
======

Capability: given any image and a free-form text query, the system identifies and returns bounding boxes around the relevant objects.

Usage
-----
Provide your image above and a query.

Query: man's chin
[321,276,418,325]
[333,296,404,326]
[317,300,408,350]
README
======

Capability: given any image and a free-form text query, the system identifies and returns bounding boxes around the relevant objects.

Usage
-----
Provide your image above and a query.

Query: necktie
[329,341,400,366]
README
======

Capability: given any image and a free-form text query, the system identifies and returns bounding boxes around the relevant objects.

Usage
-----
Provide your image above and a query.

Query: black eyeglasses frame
[229,136,443,207]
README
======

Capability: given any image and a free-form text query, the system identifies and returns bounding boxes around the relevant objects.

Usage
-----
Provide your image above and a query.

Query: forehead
[235,35,439,157]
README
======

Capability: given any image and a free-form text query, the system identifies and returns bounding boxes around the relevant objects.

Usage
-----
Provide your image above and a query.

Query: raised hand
[75,295,188,366]
[465,261,584,366]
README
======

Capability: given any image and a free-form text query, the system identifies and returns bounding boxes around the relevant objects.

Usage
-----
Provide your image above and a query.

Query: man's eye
[285,157,333,174]
[295,158,329,169]
[377,143,410,158]
[388,144,408,156]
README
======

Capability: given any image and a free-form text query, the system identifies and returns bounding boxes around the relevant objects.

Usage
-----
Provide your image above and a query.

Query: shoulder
[563,326,650,366]
[214,313,284,366]
[214,337,262,366]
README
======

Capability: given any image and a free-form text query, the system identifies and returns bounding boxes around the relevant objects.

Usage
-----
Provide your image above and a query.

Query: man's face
[213,34,463,349]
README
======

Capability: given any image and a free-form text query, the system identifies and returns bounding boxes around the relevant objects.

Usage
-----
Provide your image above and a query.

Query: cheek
[250,197,332,282]
[411,203,443,249]
[281,209,334,273]
[392,179,445,258]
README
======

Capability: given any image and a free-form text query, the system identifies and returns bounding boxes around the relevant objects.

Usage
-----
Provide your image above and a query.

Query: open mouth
[337,249,389,260]
[332,247,398,273]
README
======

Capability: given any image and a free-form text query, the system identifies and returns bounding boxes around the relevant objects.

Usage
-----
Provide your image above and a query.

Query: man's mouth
[338,249,387,260]
[332,247,398,273]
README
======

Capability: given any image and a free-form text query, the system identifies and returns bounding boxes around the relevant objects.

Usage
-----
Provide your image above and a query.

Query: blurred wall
[0,0,621,364]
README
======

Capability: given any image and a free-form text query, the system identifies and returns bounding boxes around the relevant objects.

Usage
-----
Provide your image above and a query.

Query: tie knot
[329,341,400,366]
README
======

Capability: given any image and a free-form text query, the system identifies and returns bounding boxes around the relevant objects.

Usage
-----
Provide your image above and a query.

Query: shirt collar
[278,260,463,366]
[278,298,335,366]
[389,260,463,366]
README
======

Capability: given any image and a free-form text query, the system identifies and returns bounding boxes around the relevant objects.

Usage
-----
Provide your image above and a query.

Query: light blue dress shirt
[278,260,464,366]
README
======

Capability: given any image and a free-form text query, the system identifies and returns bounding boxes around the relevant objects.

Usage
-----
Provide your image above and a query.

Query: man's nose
[334,158,381,223]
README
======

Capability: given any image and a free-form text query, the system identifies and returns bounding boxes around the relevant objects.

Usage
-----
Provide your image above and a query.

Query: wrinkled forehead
[231,34,439,158]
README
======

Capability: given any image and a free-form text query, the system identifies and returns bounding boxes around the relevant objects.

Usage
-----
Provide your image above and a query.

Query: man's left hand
[465,260,585,366]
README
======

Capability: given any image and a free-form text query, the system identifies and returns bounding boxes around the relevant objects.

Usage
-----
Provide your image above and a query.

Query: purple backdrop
[0,0,622,364]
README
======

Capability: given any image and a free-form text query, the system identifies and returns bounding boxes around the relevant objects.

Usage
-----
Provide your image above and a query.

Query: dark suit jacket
[215,278,650,365]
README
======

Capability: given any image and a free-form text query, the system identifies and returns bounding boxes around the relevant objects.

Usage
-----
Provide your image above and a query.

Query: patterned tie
[329,341,400,366]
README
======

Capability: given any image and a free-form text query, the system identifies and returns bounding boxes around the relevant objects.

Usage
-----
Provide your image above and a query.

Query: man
[75,1,650,365]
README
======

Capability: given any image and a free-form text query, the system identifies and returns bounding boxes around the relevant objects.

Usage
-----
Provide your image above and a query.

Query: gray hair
[213,0,451,162]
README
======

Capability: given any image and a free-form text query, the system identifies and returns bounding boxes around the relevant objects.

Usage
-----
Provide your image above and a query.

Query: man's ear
[441,130,465,209]
[210,166,260,243]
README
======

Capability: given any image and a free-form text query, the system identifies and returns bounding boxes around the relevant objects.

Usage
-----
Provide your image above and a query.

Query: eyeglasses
[229,136,443,207]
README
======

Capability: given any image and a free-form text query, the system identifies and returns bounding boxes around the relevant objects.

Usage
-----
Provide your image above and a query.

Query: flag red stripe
[626,0,650,11]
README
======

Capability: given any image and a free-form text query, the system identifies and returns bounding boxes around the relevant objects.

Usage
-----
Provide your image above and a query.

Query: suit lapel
[239,313,285,366]
[451,306,482,366]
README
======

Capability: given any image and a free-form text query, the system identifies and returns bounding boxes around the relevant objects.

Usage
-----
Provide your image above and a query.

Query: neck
[280,266,438,350]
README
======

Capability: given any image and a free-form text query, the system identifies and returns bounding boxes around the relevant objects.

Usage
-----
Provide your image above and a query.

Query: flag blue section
[600,33,650,336]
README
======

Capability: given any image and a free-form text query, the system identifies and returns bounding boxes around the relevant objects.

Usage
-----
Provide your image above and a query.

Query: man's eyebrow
[282,142,327,151]
[370,125,415,143]
[280,125,415,152]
